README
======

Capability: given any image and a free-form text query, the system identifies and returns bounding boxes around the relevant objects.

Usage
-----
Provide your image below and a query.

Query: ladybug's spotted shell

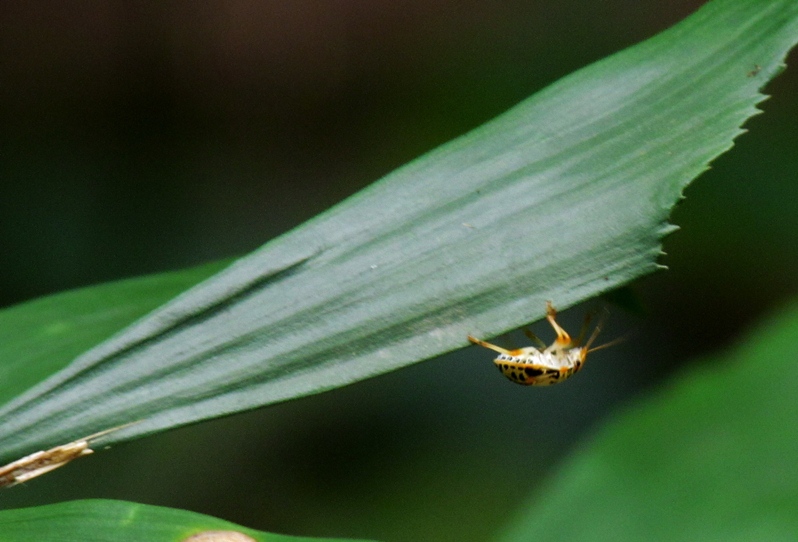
[493,348,586,386]
[468,301,610,386]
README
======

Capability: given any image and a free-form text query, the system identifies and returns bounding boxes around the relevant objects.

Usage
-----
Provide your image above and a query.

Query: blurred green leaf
[496,301,798,541]
[1,0,797,462]
[0,499,375,542]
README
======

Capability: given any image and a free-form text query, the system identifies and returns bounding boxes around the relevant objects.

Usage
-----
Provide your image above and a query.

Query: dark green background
[1,1,796,541]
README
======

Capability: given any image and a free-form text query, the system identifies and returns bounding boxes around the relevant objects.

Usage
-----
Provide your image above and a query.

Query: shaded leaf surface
[1,0,797,460]
[496,301,798,541]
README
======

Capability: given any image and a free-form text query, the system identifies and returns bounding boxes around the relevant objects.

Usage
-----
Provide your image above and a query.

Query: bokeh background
[2,1,797,541]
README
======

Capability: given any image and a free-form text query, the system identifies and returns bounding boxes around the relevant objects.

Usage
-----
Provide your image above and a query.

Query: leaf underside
[1,0,797,460]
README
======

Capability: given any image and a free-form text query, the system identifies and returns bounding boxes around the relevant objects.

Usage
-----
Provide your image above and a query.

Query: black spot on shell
[524,367,545,377]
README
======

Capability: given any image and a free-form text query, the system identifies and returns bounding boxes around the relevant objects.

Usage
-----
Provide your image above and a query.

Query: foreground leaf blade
[0,499,374,542]
[496,302,798,541]
[1,0,797,459]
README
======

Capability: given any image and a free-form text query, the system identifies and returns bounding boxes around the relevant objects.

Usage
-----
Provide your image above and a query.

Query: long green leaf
[0,499,374,542]
[1,0,797,461]
[0,261,229,407]
[495,301,798,541]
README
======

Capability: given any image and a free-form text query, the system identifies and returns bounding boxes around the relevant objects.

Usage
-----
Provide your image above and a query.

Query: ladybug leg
[467,335,512,355]
[585,314,626,353]
[574,310,596,346]
[545,301,572,347]
[522,328,547,350]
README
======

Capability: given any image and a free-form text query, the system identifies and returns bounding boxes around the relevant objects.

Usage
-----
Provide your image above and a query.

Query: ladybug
[468,301,617,386]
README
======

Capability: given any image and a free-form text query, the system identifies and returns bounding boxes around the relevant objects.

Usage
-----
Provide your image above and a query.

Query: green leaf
[0,499,374,542]
[1,0,798,461]
[495,301,798,542]
[0,261,229,407]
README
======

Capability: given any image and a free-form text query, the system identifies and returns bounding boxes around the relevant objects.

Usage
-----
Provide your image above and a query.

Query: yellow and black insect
[468,301,617,386]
